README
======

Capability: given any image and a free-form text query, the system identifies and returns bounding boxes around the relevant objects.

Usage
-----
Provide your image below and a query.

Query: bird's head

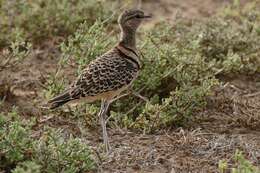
[118,9,151,32]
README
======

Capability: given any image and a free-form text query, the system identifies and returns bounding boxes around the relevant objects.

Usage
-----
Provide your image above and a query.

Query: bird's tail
[48,88,81,109]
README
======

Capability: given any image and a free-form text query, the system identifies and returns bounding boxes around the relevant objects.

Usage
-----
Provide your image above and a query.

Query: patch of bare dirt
[95,129,259,173]
[198,75,260,132]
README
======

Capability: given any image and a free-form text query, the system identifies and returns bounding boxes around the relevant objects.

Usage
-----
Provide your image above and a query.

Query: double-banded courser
[48,9,151,152]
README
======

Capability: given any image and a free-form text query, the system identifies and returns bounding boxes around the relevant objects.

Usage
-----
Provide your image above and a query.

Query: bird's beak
[142,14,152,19]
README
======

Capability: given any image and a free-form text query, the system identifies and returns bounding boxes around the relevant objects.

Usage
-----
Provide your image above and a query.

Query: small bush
[43,72,66,99]
[219,150,260,173]
[199,0,260,74]
[0,110,95,172]
[34,128,95,172]
[0,30,31,71]
[197,17,260,74]
[60,20,116,74]
[107,22,219,132]
[12,161,41,173]
[0,0,114,47]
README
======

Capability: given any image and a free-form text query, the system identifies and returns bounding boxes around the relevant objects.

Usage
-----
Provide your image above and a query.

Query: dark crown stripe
[116,46,140,69]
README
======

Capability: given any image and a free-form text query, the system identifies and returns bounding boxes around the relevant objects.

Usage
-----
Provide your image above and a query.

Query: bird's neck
[119,28,137,51]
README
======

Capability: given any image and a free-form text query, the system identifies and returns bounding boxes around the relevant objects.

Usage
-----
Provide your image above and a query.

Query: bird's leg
[129,87,149,102]
[98,100,111,153]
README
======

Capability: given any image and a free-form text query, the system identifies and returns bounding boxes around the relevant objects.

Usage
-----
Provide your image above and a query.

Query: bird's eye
[135,14,142,18]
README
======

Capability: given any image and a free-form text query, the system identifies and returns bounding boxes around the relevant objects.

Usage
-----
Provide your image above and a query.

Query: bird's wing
[71,50,139,98]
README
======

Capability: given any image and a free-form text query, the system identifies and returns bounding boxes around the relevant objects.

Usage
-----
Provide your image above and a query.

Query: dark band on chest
[116,46,140,69]
[120,43,139,58]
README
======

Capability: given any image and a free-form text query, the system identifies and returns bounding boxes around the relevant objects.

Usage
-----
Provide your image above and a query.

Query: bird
[48,9,151,152]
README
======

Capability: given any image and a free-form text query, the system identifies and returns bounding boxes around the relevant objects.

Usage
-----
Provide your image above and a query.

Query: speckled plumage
[48,45,140,109]
[72,47,139,99]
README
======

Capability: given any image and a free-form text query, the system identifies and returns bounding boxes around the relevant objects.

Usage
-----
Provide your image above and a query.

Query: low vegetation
[0,109,95,172]
[0,0,259,172]
[0,0,114,47]
[219,150,260,173]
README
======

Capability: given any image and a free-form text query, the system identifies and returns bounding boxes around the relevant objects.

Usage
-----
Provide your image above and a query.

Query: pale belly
[83,85,129,102]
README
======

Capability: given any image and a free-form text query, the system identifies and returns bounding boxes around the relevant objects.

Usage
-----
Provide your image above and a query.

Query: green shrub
[34,128,95,173]
[119,1,260,131]
[196,18,260,74]
[60,20,116,74]
[199,0,260,74]
[232,150,260,173]
[12,161,41,173]
[219,150,260,173]
[0,0,114,47]
[0,30,31,71]
[0,109,34,168]
[109,1,260,130]
[43,72,66,99]
[0,111,95,172]
[109,22,218,132]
